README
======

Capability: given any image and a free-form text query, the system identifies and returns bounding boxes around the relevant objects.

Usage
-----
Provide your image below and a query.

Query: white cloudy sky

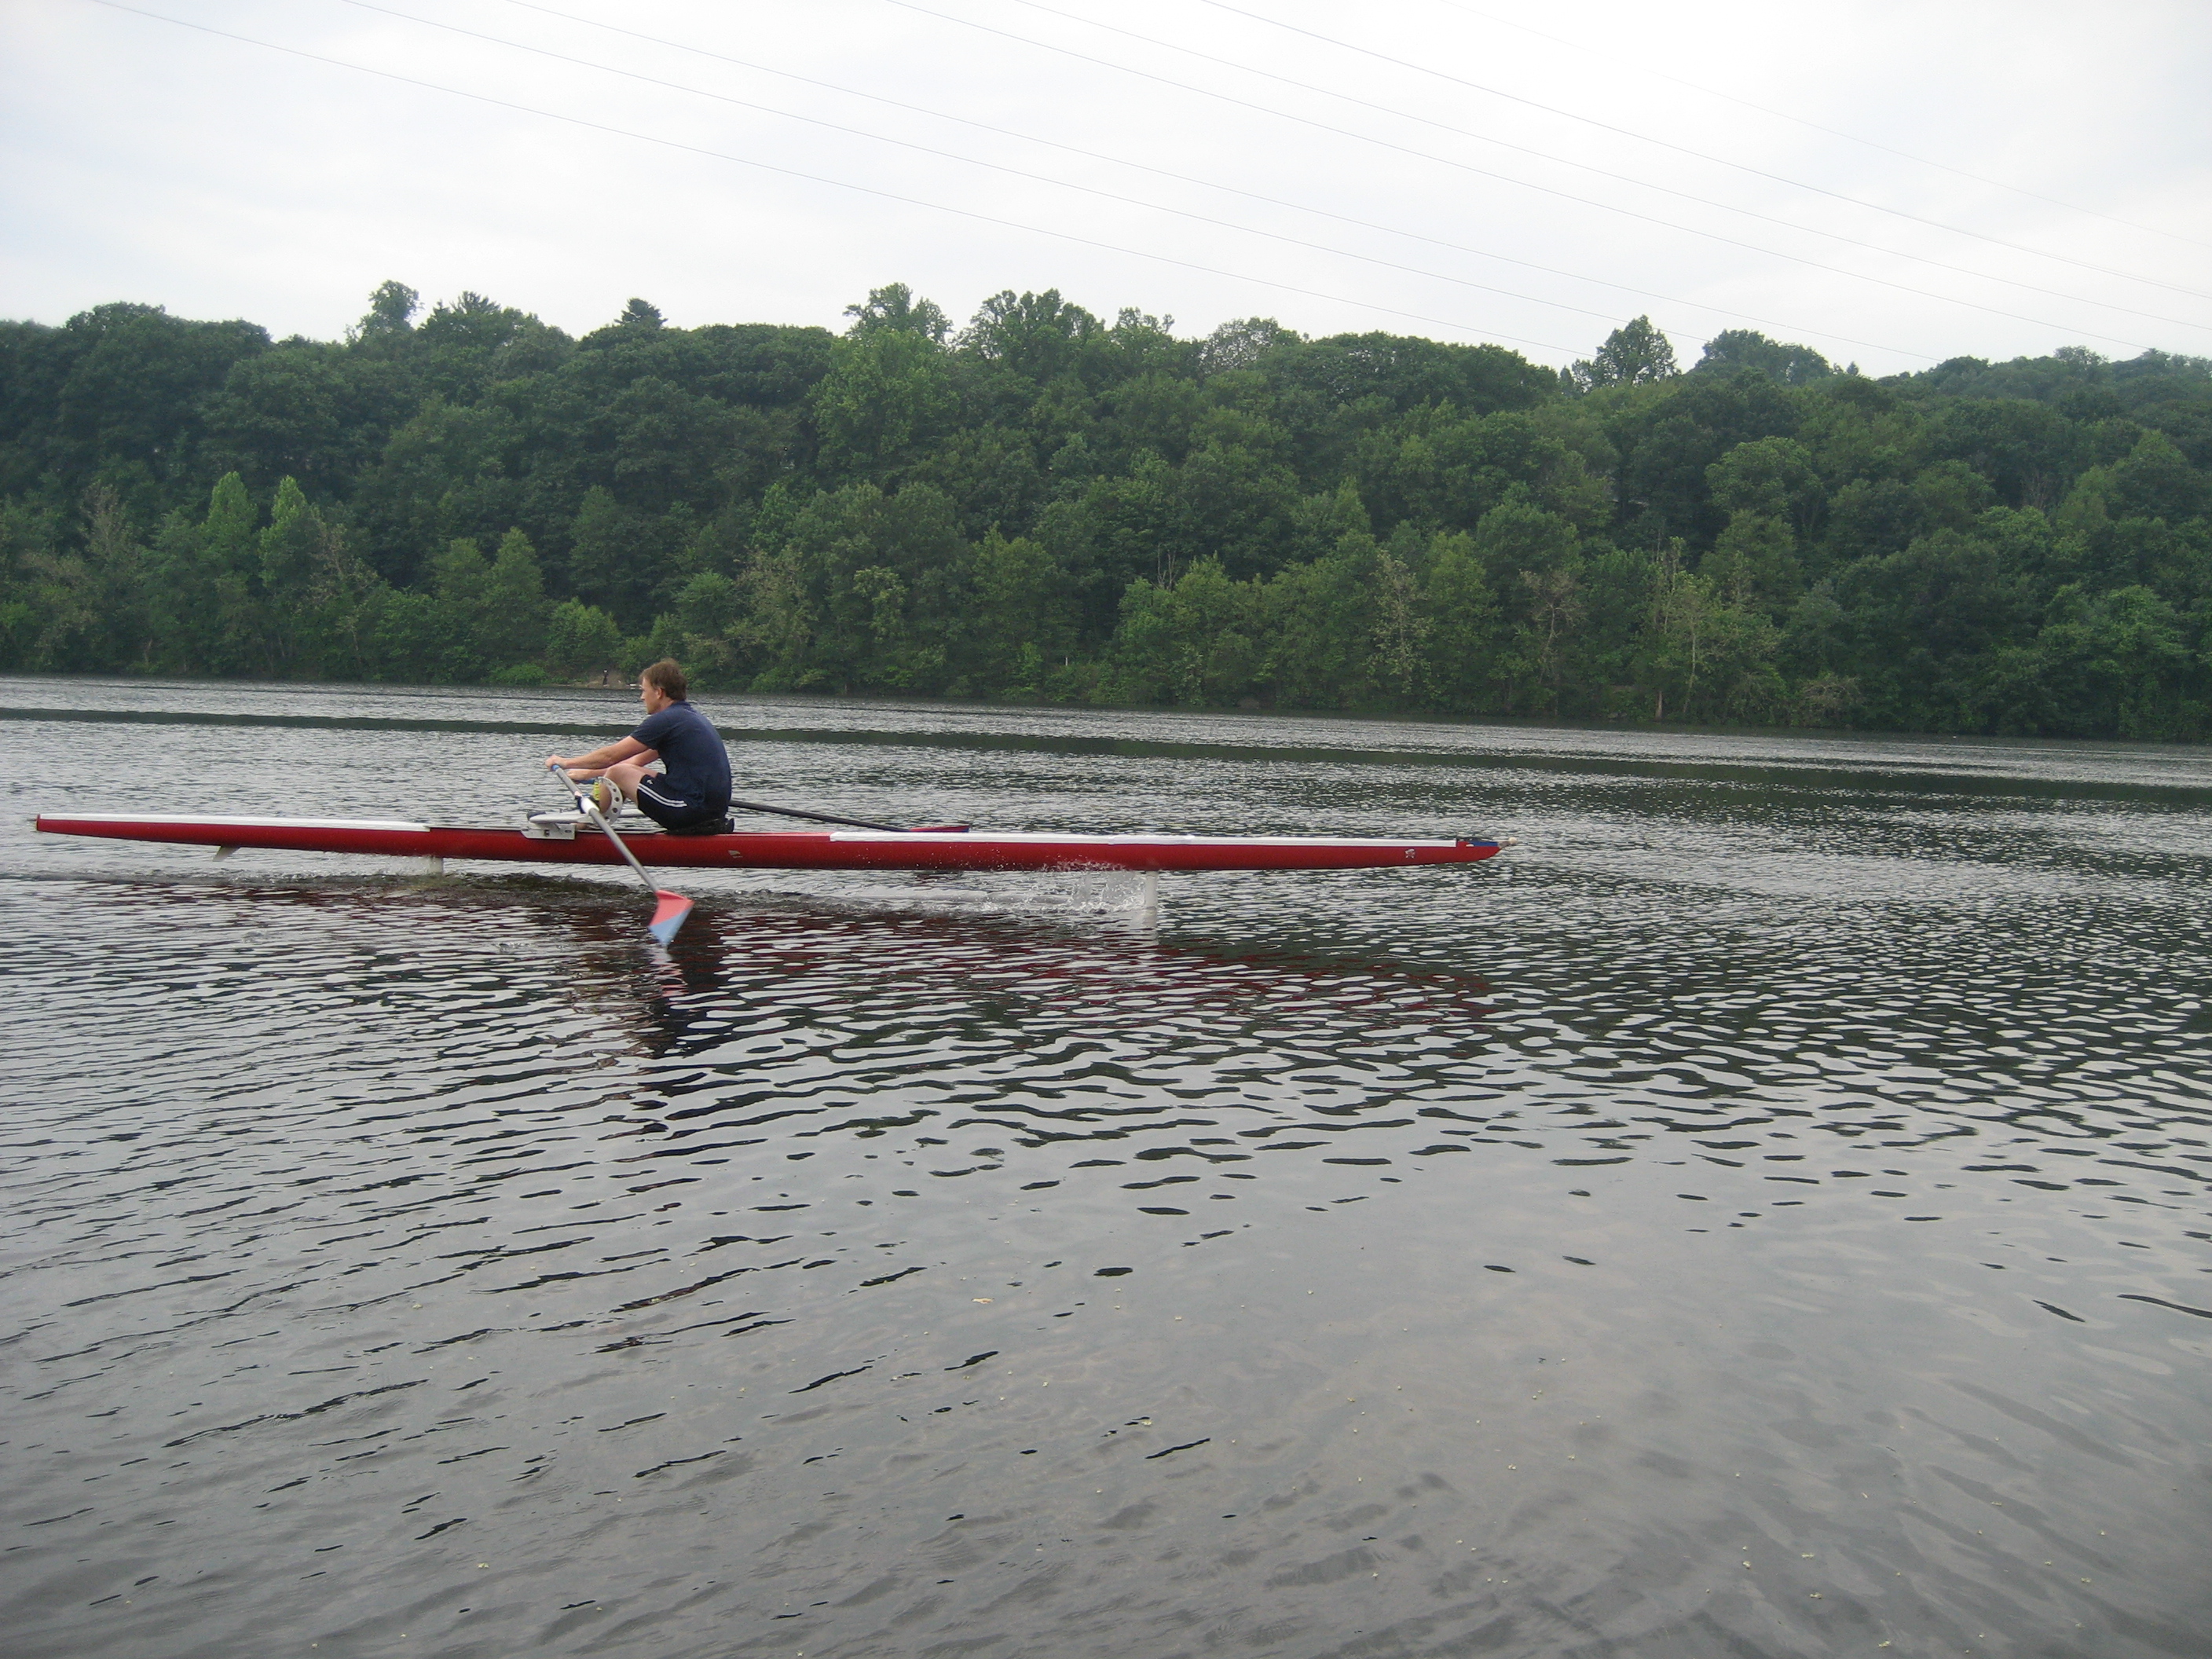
[4,0,2208,374]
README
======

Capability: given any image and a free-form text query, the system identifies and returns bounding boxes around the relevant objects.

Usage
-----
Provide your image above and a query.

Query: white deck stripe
[45,815,1485,849]
[48,815,430,831]
[819,831,1471,847]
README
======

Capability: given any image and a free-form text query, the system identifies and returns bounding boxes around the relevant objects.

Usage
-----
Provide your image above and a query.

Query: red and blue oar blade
[647,890,694,946]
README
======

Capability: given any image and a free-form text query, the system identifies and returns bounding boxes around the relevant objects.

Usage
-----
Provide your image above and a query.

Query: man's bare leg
[602,758,650,803]
[566,760,648,813]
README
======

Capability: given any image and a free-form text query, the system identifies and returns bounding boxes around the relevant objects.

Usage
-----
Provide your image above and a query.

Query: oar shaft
[728,797,916,833]
[548,766,694,946]
[555,769,945,840]
[551,767,657,897]
[588,802,660,895]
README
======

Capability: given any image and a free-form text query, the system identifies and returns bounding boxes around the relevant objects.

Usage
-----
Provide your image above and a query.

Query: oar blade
[647,890,694,946]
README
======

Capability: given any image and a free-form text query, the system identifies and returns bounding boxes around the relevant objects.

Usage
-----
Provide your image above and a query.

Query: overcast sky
[5,0,2208,375]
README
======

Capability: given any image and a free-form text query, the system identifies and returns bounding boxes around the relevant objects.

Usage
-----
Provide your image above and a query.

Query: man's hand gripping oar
[550,764,694,946]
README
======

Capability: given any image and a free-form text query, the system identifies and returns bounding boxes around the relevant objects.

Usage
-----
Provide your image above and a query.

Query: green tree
[1692,330,1833,385]
[1702,511,1800,615]
[2007,584,2199,738]
[480,528,549,670]
[1371,544,1430,701]
[144,473,262,673]
[1703,604,1787,721]
[958,288,1103,385]
[1359,408,1610,536]
[745,482,968,693]
[1514,561,1587,716]
[356,588,442,683]
[966,530,1078,697]
[1635,546,1706,720]
[1707,437,1823,535]
[1048,449,1192,632]
[567,485,678,629]
[6,277,2212,742]
[1569,317,1679,393]
[33,302,270,511]
[200,345,361,496]
[34,488,151,671]
[1262,535,1381,709]
[352,279,419,346]
[1101,559,1262,706]
[427,537,493,679]
[0,499,64,669]
[844,281,950,343]
[2059,430,2210,533]
[605,377,744,514]
[258,477,329,670]
[1419,528,1503,711]
[545,598,625,681]
[1175,434,1299,578]
[347,395,522,586]
[1837,526,2041,730]
[648,569,751,687]
[811,322,956,480]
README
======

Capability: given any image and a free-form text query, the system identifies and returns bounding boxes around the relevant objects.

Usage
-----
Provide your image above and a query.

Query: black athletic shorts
[634,775,727,832]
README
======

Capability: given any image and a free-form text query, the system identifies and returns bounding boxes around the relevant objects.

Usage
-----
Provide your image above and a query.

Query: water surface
[5,678,2210,1658]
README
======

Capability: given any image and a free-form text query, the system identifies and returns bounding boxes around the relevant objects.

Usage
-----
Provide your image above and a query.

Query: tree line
[2,280,2209,739]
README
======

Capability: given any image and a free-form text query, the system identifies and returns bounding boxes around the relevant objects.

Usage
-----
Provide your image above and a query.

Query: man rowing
[547,658,733,833]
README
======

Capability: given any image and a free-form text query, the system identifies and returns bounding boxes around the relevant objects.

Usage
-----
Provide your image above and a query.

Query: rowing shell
[34,813,1509,873]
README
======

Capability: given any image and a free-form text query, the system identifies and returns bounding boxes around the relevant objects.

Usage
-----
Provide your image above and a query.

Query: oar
[550,767,693,946]
[729,797,968,834]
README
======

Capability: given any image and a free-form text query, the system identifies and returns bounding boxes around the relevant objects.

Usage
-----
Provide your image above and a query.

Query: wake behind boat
[34,807,1513,874]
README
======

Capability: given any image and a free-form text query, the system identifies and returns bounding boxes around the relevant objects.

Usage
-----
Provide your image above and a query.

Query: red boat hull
[35,815,1505,874]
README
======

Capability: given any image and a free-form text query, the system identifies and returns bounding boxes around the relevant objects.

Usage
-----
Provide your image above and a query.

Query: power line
[1010,0,2211,329]
[325,0,1727,340]
[79,0,1584,356]
[1432,0,2212,255]
[891,0,2203,339]
[440,0,1931,362]
[1191,0,2212,302]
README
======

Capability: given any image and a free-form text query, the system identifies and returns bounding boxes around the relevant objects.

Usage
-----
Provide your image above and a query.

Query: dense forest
[3,280,2210,738]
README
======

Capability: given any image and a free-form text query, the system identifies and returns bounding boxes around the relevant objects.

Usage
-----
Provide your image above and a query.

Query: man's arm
[547,737,655,774]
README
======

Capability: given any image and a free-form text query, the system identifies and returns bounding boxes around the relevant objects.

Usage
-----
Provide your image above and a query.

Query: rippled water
[5,676,2211,1659]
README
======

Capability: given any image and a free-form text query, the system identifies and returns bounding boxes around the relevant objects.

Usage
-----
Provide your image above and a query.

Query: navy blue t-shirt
[630,701,731,814]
